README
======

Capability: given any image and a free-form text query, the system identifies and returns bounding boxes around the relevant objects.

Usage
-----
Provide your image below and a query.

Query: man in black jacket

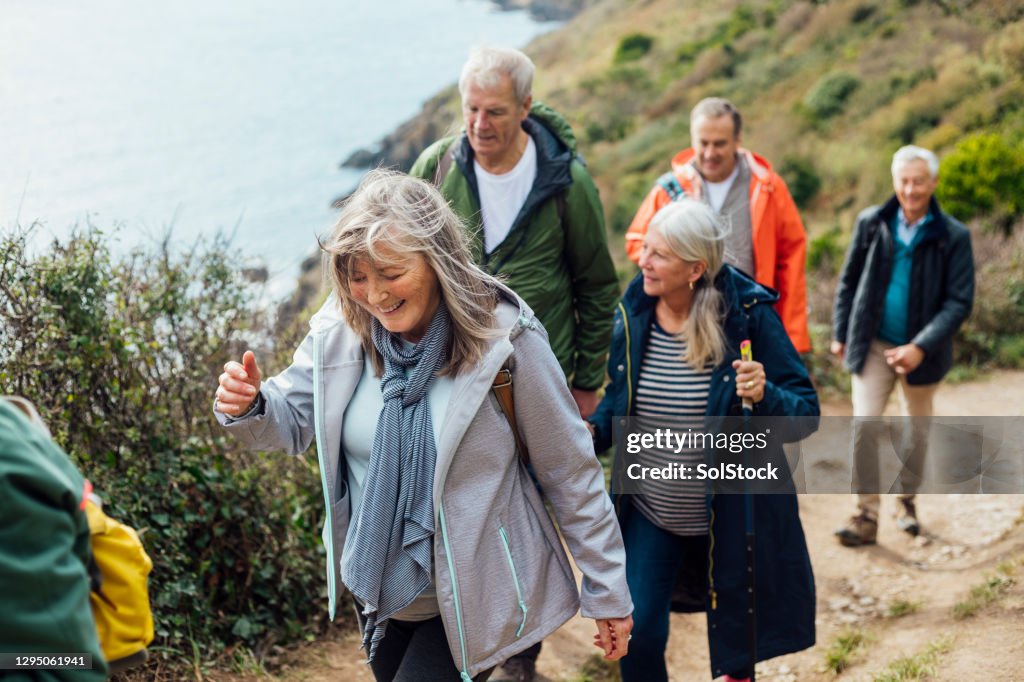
[831,145,975,546]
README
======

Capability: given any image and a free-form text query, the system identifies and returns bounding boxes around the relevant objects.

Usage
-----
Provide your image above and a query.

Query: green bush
[614,33,654,64]
[676,7,758,63]
[0,227,327,676]
[937,132,1024,234]
[893,108,942,144]
[585,114,632,144]
[676,40,701,64]
[851,4,877,23]
[779,156,823,209]
[807,226,845,276]
[803,71,861,120]
[717,6,759,43]
[995,334,1024,368]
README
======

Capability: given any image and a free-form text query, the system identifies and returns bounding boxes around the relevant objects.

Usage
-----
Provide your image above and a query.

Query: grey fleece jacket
[216,288,632,679]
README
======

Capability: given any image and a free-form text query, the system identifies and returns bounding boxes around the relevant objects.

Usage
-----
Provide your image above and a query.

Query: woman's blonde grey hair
[322,169,501,376]
[458,46,534,105]
[649,199,729,370]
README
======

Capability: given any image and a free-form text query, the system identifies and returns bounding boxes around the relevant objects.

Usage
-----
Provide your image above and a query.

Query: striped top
[632,320,711,536]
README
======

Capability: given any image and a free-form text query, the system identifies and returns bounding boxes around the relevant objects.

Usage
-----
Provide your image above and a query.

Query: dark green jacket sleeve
[0,403,108,681]
[563,162,619,390]
[409,138,450,183]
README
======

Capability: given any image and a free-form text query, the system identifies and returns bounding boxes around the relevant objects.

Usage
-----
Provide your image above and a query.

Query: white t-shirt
[704,163,740,214]
[474,136,537,254]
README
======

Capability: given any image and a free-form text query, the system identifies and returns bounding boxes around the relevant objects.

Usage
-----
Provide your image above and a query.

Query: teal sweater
[879,212,930,345]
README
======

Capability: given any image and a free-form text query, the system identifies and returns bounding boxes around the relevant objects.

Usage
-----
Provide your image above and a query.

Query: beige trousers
[851,339,939,518]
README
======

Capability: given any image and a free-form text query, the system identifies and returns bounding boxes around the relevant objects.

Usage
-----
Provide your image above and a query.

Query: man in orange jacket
[625,97,810,352]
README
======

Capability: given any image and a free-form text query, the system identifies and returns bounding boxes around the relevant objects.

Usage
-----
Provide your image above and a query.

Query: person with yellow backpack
[84,494,154,673]
[0,397,153,679]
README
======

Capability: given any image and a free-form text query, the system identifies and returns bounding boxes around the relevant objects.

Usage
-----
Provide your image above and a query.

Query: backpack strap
[656,171,686,202]
[492,360,530,468]
[432,143,455,189]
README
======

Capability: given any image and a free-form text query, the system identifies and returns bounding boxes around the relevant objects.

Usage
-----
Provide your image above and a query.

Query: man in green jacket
[410,46,619,425]
[0,397,108,681]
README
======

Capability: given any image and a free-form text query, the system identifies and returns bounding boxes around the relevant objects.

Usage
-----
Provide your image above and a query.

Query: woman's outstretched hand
[593,615,633,660]
[733,359,766,404]
[215,350,262,416]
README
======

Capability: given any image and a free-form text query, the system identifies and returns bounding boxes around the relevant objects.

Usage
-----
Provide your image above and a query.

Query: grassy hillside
[524,0,1024,379]
[527,0,1023,234]
[339,0,1024,378]
[544,0,1024,376]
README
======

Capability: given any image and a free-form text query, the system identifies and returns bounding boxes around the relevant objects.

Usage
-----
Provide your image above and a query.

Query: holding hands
[215,350,262,417]
[593,615,633,661]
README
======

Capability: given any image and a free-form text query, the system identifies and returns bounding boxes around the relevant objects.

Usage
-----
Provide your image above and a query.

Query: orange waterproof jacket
[625,148,811,352]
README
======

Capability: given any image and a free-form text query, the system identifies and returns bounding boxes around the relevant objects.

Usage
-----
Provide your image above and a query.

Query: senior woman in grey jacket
[214,169,633,681]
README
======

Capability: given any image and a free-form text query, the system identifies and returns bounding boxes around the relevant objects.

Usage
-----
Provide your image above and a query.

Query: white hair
[458,46,534,104]
[649,199,729,370]
[891,145,939,179]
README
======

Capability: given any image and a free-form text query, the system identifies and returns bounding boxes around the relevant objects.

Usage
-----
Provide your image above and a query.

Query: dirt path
[212,371,1024,681]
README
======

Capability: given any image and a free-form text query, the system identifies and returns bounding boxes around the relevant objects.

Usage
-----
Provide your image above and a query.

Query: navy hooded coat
[590,265,819,678]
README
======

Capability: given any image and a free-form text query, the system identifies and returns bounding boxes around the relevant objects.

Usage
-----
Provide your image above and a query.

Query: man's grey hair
[458,46,534,105]
[690,97,743,138]
[891,145,940,179]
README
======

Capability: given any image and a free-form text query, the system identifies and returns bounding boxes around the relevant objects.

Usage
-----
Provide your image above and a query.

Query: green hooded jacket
[0,400,108,681]
[410,102,618,391]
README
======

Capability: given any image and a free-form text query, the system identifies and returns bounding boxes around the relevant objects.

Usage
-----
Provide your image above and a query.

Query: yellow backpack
[84,498,155,673]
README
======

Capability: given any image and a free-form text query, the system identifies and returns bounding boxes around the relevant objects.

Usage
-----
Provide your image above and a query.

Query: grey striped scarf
[341,302,451,662]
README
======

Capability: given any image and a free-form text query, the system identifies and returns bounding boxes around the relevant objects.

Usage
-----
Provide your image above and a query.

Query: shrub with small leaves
[937,132,1024,235]
[614,33,654,64]
[0,226,328,678]
[807,226,845,276]
[803,71,861,120]
[779,156,823,209]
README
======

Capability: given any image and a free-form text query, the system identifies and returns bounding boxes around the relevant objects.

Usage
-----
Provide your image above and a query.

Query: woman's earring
[689,280,695,291]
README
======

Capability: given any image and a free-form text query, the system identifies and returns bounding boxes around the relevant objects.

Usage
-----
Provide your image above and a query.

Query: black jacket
[832,196,974,385]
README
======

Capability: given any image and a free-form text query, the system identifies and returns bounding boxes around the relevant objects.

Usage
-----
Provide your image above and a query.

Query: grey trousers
[850,339,939,518]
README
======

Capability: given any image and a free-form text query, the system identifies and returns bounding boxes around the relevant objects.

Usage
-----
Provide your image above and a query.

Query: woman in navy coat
[590,199,819,681]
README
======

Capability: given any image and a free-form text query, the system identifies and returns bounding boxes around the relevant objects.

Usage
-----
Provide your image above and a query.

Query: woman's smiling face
[348,245,442,343]
[638,227,705,300]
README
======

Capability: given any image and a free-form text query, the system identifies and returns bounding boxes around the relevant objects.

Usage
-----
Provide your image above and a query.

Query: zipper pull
[711,590,718,610]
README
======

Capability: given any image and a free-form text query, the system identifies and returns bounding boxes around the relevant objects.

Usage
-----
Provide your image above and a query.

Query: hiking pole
[740,340,757,682]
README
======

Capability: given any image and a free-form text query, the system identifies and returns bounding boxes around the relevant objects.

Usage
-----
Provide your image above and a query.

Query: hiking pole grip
[740,340,753,414]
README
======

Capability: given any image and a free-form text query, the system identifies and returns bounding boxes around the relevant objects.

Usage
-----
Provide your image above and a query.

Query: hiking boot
[834,513,878,547]
[494,657,536,682]
[896,498,920,536]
